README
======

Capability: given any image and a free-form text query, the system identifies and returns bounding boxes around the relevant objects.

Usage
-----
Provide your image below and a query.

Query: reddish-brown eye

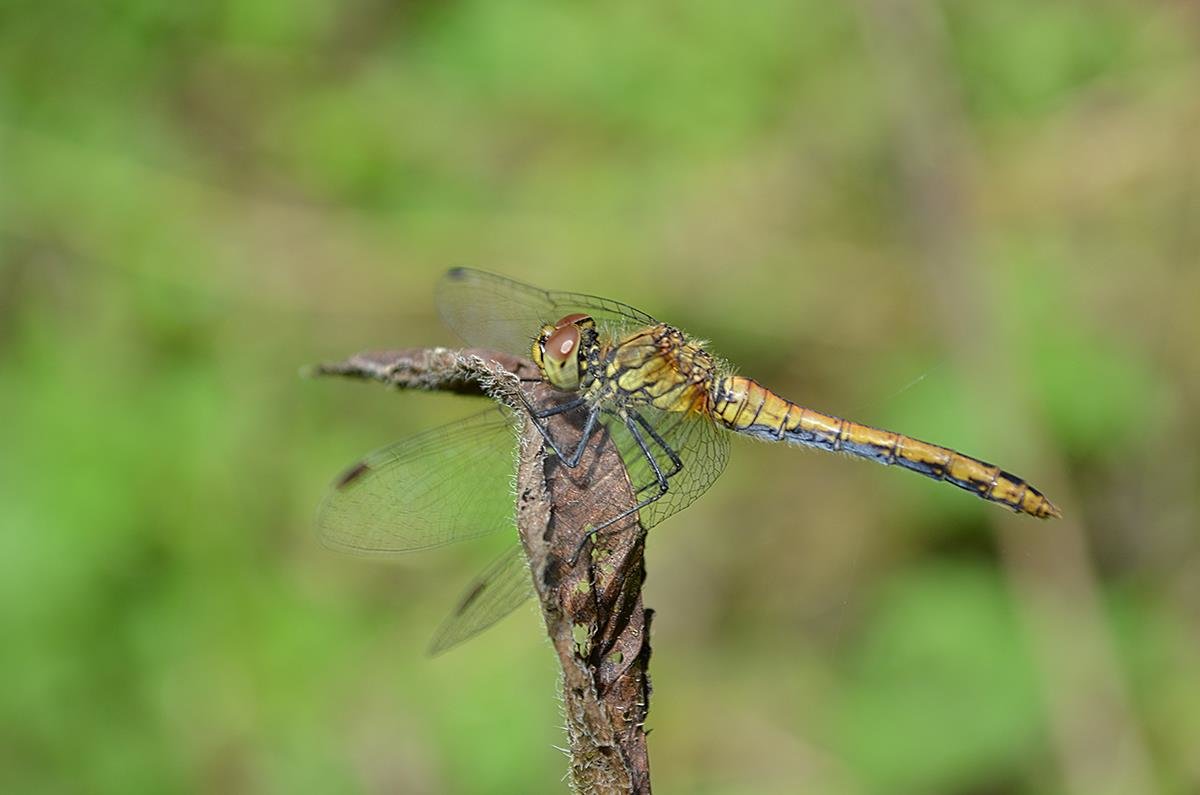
[555,313,590,329]
[545,324,580,362]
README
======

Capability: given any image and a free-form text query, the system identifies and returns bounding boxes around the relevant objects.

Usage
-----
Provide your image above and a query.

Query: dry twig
[312,348,653,794]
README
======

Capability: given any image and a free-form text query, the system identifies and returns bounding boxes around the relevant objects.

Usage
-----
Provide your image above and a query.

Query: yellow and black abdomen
[710,376,1061,519]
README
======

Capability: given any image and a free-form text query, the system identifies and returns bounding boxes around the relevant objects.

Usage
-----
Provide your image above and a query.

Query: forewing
[602,407,731,530]
[436,267,659,358]
[428,542,534,655]
[318,407,519,555]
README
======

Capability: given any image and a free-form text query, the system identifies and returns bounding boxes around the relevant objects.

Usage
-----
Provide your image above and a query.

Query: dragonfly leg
[562,406,601,468]
[524,398,601,469]
[532,395,589,419]
[516,391,600,467]
[569,411,670,565]
[632,410,683,490]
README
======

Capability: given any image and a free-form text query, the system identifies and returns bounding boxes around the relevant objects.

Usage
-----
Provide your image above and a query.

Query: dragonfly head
[533,313,596,391]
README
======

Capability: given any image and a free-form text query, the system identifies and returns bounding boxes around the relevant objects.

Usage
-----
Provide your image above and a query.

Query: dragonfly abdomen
[710,376,1060,519]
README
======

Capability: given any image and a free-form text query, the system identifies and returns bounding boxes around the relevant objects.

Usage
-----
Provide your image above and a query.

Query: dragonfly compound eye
[545,324,580,363]
[535,319,587,391]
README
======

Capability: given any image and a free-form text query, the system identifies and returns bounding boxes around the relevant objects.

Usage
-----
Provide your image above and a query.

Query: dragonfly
[317,268,1061,653]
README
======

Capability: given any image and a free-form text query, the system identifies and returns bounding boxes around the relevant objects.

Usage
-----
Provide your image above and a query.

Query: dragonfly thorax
[532,313,601,392]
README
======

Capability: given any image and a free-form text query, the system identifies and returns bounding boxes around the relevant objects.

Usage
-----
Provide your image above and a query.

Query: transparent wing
[317,407,519,555]
[436,267,660,358]
[601,406,731,530]
[428,542,534,655]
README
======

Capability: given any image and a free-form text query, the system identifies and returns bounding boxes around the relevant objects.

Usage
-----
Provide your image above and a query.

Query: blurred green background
[2,1,1198,793]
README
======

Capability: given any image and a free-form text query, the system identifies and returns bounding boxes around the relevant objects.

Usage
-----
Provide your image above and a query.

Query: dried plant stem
[312,348,653,794]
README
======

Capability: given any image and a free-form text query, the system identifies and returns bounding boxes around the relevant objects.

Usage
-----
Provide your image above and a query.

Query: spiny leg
[519,392,599,468]
[561,406,601,468]
[532,395,588,419]
[569,410,671,564]
[632,410,683,494]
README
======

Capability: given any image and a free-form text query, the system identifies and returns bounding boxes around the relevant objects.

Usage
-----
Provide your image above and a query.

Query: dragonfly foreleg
[532,395,589,419]
[516,391,601,468]
[525,399,601,469]
[562,406,601,468]
[568,411,670,565]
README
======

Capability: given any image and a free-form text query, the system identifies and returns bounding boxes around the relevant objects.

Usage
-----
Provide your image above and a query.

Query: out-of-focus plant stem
[854,3,1158,793]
